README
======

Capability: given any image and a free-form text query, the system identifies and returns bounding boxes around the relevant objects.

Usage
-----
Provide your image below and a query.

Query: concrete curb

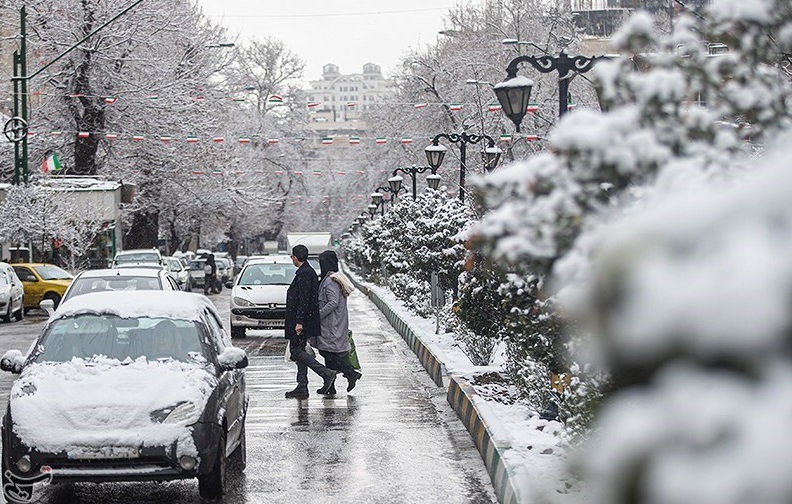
[344,267,522,504]
[447,376,520,504]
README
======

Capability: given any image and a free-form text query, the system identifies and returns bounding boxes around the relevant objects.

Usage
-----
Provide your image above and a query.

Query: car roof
[115,249,161,255]
[53,290,215,322]
[245,255,292,265]
[75,268,165,278]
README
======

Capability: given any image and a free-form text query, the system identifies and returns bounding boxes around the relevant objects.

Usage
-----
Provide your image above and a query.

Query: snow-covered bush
[470,0,792,500]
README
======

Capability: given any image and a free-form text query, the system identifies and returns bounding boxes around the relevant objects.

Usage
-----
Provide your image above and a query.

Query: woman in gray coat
[316,250,362,394]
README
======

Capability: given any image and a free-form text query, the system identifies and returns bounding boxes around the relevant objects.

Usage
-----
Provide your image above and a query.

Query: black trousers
[319,349,358,377]
[288,336,333,386]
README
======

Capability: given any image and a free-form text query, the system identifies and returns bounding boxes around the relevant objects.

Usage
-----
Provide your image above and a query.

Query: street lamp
[371,178,408,215]
[391,165,436,201]
[425,132,501,201]
[494,46,604,131]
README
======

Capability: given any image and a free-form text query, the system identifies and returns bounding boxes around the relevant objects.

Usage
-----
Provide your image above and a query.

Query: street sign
[3,117,28,143]
[430,272,445,308]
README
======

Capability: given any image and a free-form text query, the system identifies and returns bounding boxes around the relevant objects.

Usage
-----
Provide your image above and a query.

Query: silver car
[228,256,294,338]
[164,256,192,291]
[0,263,24,323]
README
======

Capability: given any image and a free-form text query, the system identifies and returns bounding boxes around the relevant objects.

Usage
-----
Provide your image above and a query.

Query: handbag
[342,330,361,370]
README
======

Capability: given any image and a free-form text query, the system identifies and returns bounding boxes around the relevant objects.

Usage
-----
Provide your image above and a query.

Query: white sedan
[228,256,294,338]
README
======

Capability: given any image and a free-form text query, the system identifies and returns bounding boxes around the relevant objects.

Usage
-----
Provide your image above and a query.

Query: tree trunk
[124,210,159,249]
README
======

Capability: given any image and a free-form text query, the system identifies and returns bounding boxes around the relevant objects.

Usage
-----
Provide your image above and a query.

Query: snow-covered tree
[470,0,792,500]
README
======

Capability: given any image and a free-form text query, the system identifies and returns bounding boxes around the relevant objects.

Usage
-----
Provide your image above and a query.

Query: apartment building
[306,63,396,141]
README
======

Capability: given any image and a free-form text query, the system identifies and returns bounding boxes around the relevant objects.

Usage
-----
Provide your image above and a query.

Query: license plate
[67,446,139,460]
[258,320,284,328]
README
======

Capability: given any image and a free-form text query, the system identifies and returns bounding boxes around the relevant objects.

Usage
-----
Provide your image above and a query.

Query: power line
[204,7,448,19]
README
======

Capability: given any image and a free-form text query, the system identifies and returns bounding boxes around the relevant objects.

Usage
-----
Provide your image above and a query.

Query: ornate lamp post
[391,165,437,201]
[424,132,501,201]
[494,50,604,131]
[371,176,408,214]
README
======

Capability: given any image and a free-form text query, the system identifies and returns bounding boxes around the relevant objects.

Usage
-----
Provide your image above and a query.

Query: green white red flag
[41,152,61,174]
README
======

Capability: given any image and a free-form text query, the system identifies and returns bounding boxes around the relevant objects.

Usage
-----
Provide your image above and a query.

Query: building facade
[306,63,396,142]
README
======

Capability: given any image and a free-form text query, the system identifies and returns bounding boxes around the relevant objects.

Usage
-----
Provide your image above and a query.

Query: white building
[306,63,396,141]
[0,177,127,262]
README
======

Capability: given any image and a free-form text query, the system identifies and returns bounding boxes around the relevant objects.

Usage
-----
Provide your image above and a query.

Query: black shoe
[316,373,336,395]
[285,386,309,399]
[345,370,362,392]
[317,383,336,395]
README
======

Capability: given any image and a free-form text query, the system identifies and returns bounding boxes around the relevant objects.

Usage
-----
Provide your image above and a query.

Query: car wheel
[185,279,192,292]
[198,430,227,499]
[229,423,246,471]
[231,326,246,339]
[2,304,10,323]
[42,292,61,310]
[13,300,23,322]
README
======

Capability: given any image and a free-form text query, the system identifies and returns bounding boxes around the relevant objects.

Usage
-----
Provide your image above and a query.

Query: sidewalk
[345,267,578,504]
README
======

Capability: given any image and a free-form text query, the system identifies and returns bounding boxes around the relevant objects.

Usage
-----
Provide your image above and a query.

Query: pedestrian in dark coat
[316,250,361,394]
[284,244,336,399]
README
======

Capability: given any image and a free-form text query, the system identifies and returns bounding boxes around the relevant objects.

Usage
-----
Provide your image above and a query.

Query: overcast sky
[195,1,460,83]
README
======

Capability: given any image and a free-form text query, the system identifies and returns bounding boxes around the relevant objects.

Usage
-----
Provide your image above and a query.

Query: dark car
[0,291,248,500]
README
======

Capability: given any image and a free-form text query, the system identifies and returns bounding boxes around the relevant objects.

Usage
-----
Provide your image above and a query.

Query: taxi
[11,263,73,311]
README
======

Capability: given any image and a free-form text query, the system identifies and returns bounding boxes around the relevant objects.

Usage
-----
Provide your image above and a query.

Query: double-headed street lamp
[390,165,440,201]
[493,49,604,131]
[424,133,501,201]
[370,176,409,214]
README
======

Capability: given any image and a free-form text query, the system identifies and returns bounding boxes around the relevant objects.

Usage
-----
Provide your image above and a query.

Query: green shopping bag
[343,330,361,370]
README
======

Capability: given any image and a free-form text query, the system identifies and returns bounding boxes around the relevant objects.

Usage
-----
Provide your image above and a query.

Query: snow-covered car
[228,256,294,338]
[60,268,181,307]
[111,248,164,268]
[0,291,248,500]
[0,262,24,323]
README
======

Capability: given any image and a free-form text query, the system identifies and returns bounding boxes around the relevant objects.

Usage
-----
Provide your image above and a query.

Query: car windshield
[168,259,182,271]
[65,276,162,300]
[239,263,295,286]
[115,252,160,264]
[33,265,73,280]
[35,314,205,363]
[235,256,247,267]
[189,260,205,271]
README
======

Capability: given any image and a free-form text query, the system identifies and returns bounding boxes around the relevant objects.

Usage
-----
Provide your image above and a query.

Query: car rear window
[115,252,160,264]
[66,276,162,300]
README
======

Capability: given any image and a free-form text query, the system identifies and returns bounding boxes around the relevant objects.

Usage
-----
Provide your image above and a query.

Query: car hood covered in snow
[9,357,217,455]
[233,285,287,305]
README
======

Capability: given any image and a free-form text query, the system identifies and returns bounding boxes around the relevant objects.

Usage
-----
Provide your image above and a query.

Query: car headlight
[150,401,201,424]
[233,296,255,307]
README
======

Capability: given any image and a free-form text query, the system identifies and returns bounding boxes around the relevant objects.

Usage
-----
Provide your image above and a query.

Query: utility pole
[8,0,146,185]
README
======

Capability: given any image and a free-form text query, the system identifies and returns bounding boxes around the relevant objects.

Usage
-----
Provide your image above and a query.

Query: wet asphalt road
[0,289,497,504]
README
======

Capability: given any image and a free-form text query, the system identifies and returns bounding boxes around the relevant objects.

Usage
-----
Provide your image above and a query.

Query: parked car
[188,258,208,290]
[112,249,164,268]
[227,255,294,338]
[11,263,73,312]
[0,263,24,323]
[164,256,192,291]
[216,257,234,284]
[0,290,248,500]
[233,255,247,275]
[60,268,181,307]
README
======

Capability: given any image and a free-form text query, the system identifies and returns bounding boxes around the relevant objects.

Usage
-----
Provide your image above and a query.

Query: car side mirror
[40,299,55,316]
[218,347,248,370]
[0,350,25,374]
[225,281,233,289]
